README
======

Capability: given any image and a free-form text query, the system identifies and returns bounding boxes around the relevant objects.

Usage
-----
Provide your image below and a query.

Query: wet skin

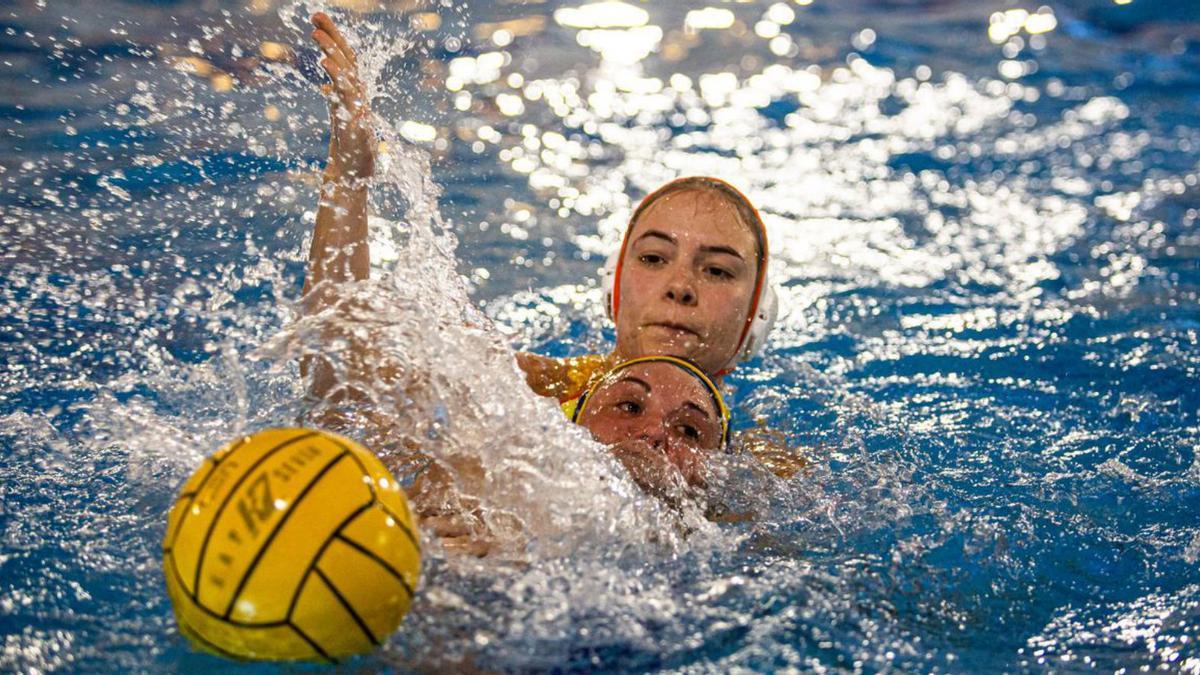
[576,361,723,501]
[613,189,760,376]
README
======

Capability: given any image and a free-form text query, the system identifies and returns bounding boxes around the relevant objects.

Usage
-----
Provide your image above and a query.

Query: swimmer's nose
[664,276,697,306]
[639,423,667,451]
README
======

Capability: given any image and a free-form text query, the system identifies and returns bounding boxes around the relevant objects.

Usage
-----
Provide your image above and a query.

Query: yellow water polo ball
[162,428,421,661]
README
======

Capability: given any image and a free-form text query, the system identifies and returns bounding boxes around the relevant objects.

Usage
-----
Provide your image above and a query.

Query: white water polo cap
[600,177,778,376]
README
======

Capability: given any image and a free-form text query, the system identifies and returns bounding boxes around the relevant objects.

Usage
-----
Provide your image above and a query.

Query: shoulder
[516,352,612,402]
[739,425,808,480]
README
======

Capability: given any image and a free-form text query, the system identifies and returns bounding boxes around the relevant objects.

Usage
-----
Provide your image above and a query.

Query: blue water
[2,0,1199,671]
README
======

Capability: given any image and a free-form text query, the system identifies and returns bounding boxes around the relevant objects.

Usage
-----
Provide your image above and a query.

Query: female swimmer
[419,356,730,555]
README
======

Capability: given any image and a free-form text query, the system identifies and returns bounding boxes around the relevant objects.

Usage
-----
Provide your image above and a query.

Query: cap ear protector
[564,355,731,449]
[600,247,621,321]
[599,178,778,373]
[738,279,777,363]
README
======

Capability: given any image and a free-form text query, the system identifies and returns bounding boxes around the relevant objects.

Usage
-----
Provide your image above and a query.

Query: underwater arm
[740,425,808,480]
[514,352,569,399]
[514,351,612,402]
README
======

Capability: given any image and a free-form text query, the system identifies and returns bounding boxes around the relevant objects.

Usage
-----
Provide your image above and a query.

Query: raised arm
[301,13,378,402]
[304,12,374,301]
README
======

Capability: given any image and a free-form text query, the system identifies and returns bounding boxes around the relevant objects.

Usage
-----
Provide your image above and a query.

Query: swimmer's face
[577,362,723,488]
[614,189,759,376]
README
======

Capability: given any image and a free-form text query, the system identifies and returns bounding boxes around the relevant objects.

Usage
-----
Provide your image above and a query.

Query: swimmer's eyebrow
[616,375,651,393]
[699,244,745,261]
[680,401,713,420]
[634,230,676,246]
[636,230,746,261]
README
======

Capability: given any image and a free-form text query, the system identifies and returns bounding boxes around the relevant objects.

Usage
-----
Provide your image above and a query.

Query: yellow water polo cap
[562,355,731,448]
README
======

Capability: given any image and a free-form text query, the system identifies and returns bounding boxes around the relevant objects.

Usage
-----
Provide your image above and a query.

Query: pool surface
[2,0,1199,671]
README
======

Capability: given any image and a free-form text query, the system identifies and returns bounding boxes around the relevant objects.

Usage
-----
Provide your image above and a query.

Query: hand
[408,461,525,558]
[310,12,375,182]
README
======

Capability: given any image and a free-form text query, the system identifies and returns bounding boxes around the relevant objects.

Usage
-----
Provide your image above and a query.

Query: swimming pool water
[2,0,1199,671]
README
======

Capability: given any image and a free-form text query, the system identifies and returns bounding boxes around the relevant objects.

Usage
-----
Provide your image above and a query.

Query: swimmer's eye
[704,266,734,280]
[675,424,702,440]
[638,253,666,266]
[616,400,643,415]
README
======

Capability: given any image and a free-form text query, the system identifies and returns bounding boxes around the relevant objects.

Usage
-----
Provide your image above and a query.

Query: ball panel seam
[372,501,421,554]
[314,566,380,647]
[287,621,334,663]
[333,532,416,601]
[284,500,375,623]
[221,449,350,620]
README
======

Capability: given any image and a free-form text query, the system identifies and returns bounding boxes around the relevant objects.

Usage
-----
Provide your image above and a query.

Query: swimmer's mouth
[645,322,700,338]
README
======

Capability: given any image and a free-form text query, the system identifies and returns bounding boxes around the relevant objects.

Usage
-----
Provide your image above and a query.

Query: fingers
[309,13,363,101]
[441,536,491,558]
[319,61,347,104]
[314,32,364,112]
[311,29,347,68]
[311,12,358,77]
[313,30,352,79]
[312,12,358,67]
[421,514,475,538]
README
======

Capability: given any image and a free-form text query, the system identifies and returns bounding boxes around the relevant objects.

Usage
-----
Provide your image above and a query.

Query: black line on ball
[375,501,421,554]
[164,549,194,610]
[332,439,378,498]
[334,533,415,600]
[166,432,251,550]
[167,493,199,596]
[194,430,319,601]
[165,489,202,554]
[326,437,420,554]
[167,562,293,628]
[221,449,349,620]
[285,501,373,623]
[315,565,380,647]
[178,608,291,628]
[177,618,247,661]
[289,620,335,663]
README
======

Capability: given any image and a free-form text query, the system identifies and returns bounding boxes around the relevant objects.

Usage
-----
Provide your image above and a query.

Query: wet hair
[627,176,765,261]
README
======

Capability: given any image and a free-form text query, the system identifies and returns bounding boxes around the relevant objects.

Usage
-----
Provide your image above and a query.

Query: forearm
[304,171,370,297]
[301,11,383,404]
[300,169,370,397]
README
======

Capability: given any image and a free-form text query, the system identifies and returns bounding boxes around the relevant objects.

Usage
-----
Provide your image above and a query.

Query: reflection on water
[2,0,1199,671]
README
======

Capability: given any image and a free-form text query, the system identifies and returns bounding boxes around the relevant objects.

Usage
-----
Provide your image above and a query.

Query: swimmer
[517,175,777,401]
[417,355,730,555]
[303,13,777,407]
